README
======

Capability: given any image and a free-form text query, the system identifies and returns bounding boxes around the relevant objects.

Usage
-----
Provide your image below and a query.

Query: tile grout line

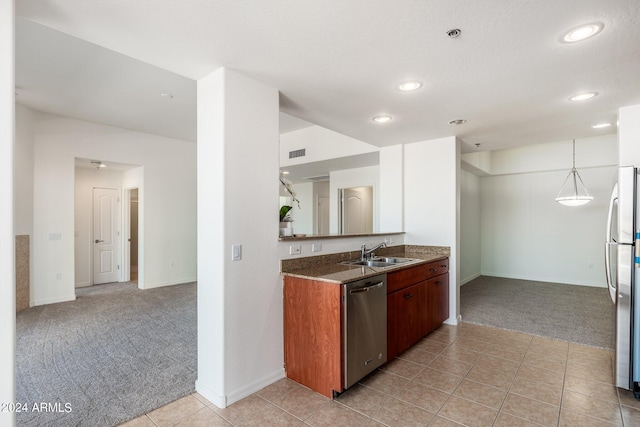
[490,332,532,427]
[557,340,569,427]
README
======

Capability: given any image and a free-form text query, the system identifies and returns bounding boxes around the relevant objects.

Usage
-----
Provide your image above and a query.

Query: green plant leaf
[279,205,293,221]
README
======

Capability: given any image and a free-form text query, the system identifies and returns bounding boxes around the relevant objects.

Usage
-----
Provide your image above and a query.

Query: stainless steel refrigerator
[605,165,640,397]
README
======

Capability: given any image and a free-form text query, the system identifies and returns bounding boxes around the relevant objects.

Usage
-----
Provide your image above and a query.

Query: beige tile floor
[120,323,640,426]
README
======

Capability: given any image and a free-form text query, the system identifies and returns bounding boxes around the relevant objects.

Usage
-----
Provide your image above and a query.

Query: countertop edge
[281,245,449,284]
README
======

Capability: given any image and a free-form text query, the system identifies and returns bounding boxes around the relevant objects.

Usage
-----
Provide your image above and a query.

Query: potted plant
[279,205,294,237]
[279,173,300,237]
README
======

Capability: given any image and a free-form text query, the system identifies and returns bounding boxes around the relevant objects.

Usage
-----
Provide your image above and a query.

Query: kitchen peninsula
[281,245,450,398]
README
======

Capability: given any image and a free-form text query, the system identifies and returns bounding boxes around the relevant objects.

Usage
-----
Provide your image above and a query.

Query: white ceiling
[15,0,640,153]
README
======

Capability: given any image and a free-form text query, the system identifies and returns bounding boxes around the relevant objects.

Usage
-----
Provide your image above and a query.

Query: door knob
[95,239,104,243]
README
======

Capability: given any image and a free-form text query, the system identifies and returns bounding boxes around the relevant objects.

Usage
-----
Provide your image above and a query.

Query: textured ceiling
[15,0,640,152]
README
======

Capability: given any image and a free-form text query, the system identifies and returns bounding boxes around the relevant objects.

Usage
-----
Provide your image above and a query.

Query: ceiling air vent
[289,148,306,159]
[305,175,330,182]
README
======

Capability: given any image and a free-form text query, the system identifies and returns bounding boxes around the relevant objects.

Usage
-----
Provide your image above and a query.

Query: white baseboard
[196,369,285,409]
[225,369,285,406]
[139,278,197,290]
[195,380,226,408]
[32,293,76,307]
[460,272,481,286]
[481,272,606,288]
[444,314,463,326]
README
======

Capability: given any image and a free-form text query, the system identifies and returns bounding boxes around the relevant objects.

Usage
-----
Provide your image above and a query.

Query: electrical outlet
[289,245,301,255]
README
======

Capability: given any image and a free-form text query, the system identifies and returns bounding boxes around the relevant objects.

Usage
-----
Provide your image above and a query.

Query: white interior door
[316,195,330,235]
[93,188,120,284]
[341,187,373,234]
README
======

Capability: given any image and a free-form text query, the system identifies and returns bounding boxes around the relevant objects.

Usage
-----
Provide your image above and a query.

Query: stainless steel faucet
[361,242,386,261]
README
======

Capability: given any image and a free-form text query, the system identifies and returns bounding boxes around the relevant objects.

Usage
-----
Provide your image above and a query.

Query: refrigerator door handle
[605,243,618,304]
[604,183,618,304]
[605,183,618,304]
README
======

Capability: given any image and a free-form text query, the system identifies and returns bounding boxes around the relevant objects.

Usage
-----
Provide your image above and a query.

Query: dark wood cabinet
[283,256,449,396]
[386,258,449,360]
[427,272,450,331]
[387,283,421,357]
[283,276,342,398]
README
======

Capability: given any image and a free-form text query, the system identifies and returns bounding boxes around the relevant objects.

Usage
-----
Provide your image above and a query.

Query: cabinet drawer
[387,258,449,294]
[425,258,448,278]
[387,264,428,293]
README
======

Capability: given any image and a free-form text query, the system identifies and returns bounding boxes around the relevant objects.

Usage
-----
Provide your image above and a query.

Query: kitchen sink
[340,257,418,268]
[371,257,415,264]
[343,260,395,267]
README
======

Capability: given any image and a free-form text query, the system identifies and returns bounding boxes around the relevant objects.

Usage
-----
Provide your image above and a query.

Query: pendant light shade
[555,139,593,206]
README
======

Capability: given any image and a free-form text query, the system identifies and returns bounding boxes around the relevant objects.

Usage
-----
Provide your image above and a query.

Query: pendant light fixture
[555,139,593,206]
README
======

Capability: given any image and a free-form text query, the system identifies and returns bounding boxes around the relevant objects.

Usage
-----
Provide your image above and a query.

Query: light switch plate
[231,244,242,261]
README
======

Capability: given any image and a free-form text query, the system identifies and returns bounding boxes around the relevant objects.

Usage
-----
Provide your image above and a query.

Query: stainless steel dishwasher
[343,274,387,389]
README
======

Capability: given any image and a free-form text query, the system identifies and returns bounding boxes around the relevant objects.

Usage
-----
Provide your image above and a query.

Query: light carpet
[16,281,197,427]
[460,276,615,349]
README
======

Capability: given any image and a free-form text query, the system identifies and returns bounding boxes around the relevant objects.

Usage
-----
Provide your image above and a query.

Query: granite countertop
[281,245,450,284]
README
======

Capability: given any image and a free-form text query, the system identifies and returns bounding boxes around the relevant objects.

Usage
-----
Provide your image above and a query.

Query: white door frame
[122,188,132,283]
[122,186,142,288]
[92,187,121,284]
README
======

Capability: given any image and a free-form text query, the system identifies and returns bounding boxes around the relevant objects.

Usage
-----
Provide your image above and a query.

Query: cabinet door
[284,276,342,398]
[416,280,430,339]
[387,284,420,360]
[427,273,449,332]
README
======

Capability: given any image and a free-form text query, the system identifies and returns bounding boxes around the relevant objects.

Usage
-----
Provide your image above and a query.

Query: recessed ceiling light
[448,119,467,125]
[561,22,604,43]
[569,92,598,102]
[592,123,612,129]
[281,171,290,175]
[397,81,423,92]
[372,115,392,123]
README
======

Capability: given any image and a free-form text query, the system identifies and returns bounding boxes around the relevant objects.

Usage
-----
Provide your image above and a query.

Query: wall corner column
[196,68,281,408]
[619,104,640,166]
[1,1,16,424]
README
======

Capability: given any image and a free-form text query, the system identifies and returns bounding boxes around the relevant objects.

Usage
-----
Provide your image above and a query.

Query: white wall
[404,136,460,323]
[15,104,35,309]
[284,181,313,235]
[481,167,615,286]
[329,165,379,234]
[379,145,404,232]
[74,167,125,287]
[460,170,481,284]
[619,104,640,166]
[25,109,197,306]
[123,167,144,283]
[313,181,330,234]
[474,134,617,287]
[488,135,616,175]
[278,233,405,260]
[15,104,35,236]
[1,1,15,422]
[197,68,281,407]
[280,124,378,168]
